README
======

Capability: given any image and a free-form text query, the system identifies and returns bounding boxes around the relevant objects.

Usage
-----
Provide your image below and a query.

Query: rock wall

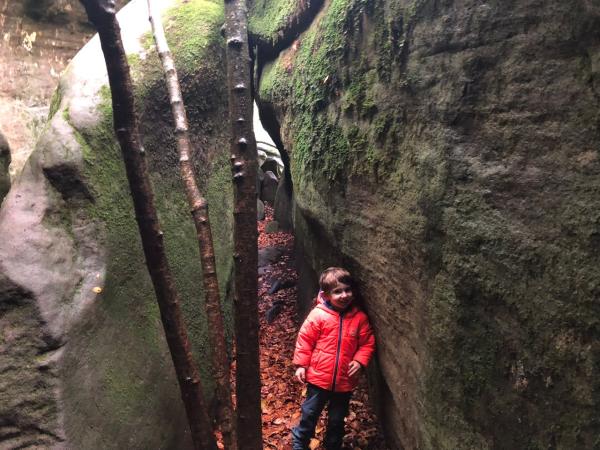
[0,0,90,179]
[0,0,128,180]
[253,0,600,448]
[0,0,231,447]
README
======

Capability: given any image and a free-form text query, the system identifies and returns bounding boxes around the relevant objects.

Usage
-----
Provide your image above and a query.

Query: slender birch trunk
[78,2,216,449]
[222,0,262,447]
[147,1,237,448]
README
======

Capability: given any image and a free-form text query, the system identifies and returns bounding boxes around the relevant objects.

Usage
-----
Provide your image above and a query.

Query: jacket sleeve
[293,310,321,367]
[352,315,375,367]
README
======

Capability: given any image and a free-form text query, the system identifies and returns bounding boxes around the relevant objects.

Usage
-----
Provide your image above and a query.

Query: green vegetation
[158,0,224,72]
[249,0,298,44]
[258,0,418,183]
[48,84,63,119]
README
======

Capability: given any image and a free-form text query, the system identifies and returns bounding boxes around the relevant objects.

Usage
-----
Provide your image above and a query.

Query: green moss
[258,0,417,183]
[59,0,232,418]
[341,68,378,117]
[258,0,600,447]
[129,0,224,103]
[371,113,393,142]
[205,154,235,340]
[259,58,289,103]
[48,85,63,119]
[249,0,297,44]
[160,0,224,72]
[419,187,600,448]
[61,93,226,422]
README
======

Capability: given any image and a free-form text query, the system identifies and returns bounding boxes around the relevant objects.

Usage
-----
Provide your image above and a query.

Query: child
[292,267,376,450]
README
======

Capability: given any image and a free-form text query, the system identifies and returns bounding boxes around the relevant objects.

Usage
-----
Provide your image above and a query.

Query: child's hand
[295,367,306,383]
[348,360,362,377]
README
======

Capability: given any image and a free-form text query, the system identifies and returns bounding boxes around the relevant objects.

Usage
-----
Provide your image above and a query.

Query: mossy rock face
[255,0,600,448]
[249,0,323,54]
[0,0,231,447]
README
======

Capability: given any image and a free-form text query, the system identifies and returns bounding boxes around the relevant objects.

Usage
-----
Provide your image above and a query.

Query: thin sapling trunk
[147,1,236,448]
[222,0,262,447]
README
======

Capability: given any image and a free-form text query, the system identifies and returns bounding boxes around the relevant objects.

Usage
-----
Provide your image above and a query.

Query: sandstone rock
[260,158,278,176]
[258,246,284,268]
[261,170,278,204]
[267,277,295,294]
[255,101,284,176]
[0,0,93,178]
[0,0,232,447]
[274,171,293,230]
[265,299,284,323]
[254,0,600,448]
[257,197,266,220]
[257,165,265,194]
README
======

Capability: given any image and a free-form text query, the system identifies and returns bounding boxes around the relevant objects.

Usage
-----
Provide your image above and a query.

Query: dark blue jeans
[292,383,352,450]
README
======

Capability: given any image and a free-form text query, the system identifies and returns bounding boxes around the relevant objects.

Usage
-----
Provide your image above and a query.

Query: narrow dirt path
[257,206,387,449]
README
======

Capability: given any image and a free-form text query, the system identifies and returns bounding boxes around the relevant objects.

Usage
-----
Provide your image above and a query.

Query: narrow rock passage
[257,206,387,449]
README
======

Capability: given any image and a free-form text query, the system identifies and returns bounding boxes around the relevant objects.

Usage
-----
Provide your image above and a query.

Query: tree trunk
[147,1,237,448]
[78,2,217,449]
[222,0,262,447]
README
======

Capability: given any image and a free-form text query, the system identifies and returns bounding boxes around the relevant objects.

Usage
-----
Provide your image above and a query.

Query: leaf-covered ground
[256,206,387,450]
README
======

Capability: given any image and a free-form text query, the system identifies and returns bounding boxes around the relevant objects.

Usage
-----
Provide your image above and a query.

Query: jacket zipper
[331,311,344,391]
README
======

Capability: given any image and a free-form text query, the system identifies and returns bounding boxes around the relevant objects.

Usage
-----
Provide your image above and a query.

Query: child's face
[326,281,353,311]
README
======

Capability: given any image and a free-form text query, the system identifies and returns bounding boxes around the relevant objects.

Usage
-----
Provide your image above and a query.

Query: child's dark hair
[319,267,353,293]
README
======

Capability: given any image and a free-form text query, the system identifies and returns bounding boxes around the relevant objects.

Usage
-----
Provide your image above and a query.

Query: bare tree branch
[147,1,237,448]
[78,2,217,449]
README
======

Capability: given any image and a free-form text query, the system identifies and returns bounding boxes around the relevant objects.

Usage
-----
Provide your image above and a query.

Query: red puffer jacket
[293,294,376,392]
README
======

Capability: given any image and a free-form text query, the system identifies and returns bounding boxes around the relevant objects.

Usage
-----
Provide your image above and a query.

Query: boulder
[0,0,94,178]
[256,165,264,194]
[0,0,232,447]
[274,171,293,230]
[261,158,279,176]
[255,0,600,448]
[255,99,284,176]
[261,170,278,204]
[257,197,265,220]
[258,246,284,268]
